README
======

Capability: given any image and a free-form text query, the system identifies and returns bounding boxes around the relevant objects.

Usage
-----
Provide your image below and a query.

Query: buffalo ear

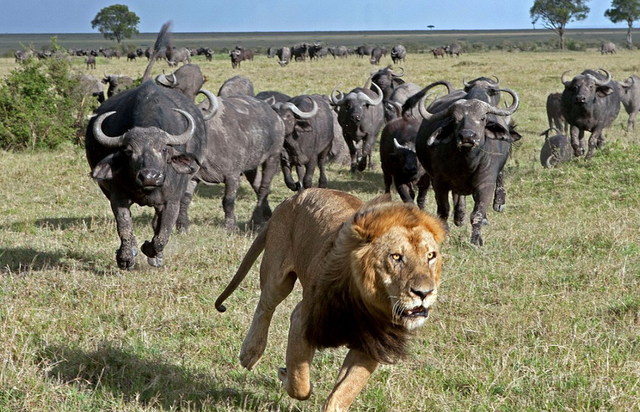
[596,85,614,97]
[426,126,443,146]
[294,120,313,133]
[170,153,200,174]
[485,120,510,140]
[91,153,118,180]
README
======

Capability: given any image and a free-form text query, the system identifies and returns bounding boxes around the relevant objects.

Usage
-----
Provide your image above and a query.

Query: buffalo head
[561,69,614,104]
[272,97,319,166]
[90,109,200,191]
[423,88,520,149]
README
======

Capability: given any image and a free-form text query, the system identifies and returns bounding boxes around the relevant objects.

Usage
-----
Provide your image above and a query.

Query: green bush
[0,57,97,151]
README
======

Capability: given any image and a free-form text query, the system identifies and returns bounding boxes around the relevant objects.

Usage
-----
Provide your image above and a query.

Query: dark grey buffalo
[616,75,640,131]
[229,46,253,68]
[78,74,105,103]
[370,66,425,120]
[560,69,620,158]
[445,43,463,57]
[271,95,334,191]
[390,44,407,64]
[190,94,285,230]
[291,43,308,61]
[370,47,384,65]
[102,75,134,99]
[546,92,567,134]
[85,55,96,70]
[85,80,212,269]
[168,47,192,66]
[217,75,255,97]
[601,42,616,55]
[380,111,428,207]
[276,47,291,66]
[415,89,521,246]
[328,46,348,58]
[331,82,385,172]
[540,127,573,168]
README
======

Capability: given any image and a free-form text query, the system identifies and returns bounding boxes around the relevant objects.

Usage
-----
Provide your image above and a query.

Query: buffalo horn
[198,89,218,120]
[93,111,125,148]
[330,88,345,105]
[488,88,519,116]
[285,99,318,119]
[593,68,612,86]
[359,82,383,106]
[164,109,196,146]
[561,70,573,86]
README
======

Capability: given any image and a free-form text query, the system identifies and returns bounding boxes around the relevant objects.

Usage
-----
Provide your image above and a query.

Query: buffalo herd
[75,26,634,270]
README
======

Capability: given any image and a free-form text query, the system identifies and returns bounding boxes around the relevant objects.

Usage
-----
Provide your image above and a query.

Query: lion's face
[351,205,445,331]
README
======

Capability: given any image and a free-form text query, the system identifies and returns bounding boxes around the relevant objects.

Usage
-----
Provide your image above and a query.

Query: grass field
[1,45,639,411]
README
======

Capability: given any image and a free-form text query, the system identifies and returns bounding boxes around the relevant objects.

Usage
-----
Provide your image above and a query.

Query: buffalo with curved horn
[560,69,620,158]
[331,81,385,172]
[416,89,522,246]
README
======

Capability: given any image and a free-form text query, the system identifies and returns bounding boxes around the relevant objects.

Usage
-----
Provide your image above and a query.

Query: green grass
[1,48,639,411]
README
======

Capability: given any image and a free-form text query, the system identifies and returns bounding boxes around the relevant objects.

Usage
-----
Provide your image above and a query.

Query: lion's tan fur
[215,188,446,411]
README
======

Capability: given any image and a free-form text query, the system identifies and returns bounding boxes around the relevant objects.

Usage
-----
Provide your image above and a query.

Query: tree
[91,4,140,44]
[530,0,590,50]
[605,0,640,48]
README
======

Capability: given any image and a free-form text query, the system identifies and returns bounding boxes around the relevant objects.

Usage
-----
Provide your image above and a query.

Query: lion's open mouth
[401,305,429,318]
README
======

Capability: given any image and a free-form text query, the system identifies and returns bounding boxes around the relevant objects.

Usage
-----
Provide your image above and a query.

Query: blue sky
[0,0,623,33]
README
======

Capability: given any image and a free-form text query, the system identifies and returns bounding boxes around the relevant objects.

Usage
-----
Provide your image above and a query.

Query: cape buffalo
[391,44,407,64]
[331,82,385,172]
[616,75,640,131]
[560,69,620,158]
[271,95,334,191]
[415,89,521,246]
[540,127,573,168]
[546,92,568,134]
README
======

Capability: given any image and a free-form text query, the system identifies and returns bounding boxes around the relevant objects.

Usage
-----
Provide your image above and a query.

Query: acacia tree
[605,0,640,48]
[91,4,140,43]
[530,0,590,50]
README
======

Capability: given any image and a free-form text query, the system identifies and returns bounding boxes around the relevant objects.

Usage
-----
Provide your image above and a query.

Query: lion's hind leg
[240,268,297,370]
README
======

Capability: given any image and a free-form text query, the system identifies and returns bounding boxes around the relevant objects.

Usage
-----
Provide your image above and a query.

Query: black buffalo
[560,69,620,158]
[390,44,407,64]
[546,92,568,134]
[85,81,212,269]
[415,89,521,246]
[271,95,334,191]
[331,82,385,172]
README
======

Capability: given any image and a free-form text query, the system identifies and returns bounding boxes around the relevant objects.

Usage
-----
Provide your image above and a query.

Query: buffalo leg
[251,156,279,228]
[111,198,138,270]
[176,179,198,233]
[345,138,359,173]
[589,127,605,158]
[395,182,415,203]
[433,184,451,229]
[141,200,181,266]
[416,174,430,210]
[470,188,493,246]
[453,193,466,227]
[322,349,379,412]
[317,152,329,188]
[281,151,301,191]
[570,125,585,157]
[493,171,506,212]
[222,176,240,230]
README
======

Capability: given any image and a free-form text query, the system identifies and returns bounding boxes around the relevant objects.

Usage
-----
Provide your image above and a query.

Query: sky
[0,0,625,34]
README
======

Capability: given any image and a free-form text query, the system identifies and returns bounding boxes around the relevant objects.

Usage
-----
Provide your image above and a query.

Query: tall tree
[91,4,140,44]
[605,0,640,48]
[530,0,591,50]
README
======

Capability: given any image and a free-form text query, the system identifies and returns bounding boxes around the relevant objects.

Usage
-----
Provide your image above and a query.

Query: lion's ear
[351,210,375,242]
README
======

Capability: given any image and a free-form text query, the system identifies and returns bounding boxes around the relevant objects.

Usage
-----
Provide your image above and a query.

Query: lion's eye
[427,251,437,261]
[390,253,402,262]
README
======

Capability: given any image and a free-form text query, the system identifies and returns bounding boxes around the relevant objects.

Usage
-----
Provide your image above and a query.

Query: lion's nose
[411,288,434,300]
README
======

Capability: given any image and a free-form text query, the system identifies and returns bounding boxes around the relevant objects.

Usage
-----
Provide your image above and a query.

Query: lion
[215,188,446,411]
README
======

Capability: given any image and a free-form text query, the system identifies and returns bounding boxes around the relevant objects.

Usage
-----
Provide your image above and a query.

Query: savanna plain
[0,40,639,411]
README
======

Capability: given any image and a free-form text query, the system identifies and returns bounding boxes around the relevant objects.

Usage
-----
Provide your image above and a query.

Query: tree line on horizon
[93,1,640,51]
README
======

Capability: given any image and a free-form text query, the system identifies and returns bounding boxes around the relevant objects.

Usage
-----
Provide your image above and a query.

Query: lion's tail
[215,222,269,313]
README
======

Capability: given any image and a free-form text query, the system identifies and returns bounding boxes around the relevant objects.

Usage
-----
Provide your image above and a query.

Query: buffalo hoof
[286,181,301,191]
[147,254,164,268]
[493,204,505,213]
[454,212,465,227]
[141,240,161,259]
[116,247,137,270]
[573,147,585,157]
[278,367,287,383]
[357,158,367,172]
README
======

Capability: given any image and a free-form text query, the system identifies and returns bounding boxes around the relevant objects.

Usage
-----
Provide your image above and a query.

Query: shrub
[0,57,98,151]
